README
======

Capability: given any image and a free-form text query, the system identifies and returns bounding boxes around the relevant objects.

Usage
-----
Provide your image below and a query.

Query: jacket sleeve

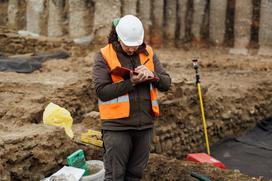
[92,52,134,101]
[152,54,171,92]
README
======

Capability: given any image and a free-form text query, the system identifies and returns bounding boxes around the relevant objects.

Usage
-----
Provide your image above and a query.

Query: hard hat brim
[119,37,144,47]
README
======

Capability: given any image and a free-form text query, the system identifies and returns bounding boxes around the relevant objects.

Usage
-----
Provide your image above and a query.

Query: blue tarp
[0,50,69,73]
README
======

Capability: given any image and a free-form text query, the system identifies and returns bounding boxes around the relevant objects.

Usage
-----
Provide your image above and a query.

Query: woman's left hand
[134,65,154,81]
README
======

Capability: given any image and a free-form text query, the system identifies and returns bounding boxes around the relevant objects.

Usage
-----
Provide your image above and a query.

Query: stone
[258,46,272,57]
[229,48,248,56]
[85,111,100,119]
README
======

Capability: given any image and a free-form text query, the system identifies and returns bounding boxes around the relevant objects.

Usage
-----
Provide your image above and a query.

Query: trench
[1,31,272,180]
[0,0,272,180]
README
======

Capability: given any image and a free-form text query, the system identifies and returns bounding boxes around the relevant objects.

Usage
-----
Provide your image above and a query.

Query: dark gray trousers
[102,129,153,181]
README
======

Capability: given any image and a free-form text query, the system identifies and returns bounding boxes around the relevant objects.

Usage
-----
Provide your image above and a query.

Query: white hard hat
[116,15,144,46]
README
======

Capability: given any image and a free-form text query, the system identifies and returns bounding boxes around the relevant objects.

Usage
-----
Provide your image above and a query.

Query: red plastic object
[186,153,225,169]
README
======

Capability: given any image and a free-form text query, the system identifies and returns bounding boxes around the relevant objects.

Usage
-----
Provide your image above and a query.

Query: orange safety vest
[99,44,160,120]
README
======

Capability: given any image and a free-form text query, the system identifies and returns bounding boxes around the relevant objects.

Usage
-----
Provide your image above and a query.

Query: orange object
[186,153,225,169]
[98,44,160,120]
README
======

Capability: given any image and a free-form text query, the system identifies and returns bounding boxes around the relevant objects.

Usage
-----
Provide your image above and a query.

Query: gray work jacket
[92,45,171,130]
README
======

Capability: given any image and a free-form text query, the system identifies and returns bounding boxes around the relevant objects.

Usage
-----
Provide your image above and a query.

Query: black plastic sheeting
[0,50,69,73]
[212,118,272,178]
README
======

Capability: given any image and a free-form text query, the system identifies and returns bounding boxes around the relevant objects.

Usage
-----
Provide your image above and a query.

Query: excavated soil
[143,154,256,181]
[0,30,272,180]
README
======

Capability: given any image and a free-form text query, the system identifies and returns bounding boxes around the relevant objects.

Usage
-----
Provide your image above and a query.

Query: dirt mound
[143,154,263,181]
[0,125,77,180]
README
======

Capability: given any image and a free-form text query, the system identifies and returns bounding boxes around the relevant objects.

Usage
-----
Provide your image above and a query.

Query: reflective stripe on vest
[98,95,129,105]
[99,43,160,120]
[150,83,159,116]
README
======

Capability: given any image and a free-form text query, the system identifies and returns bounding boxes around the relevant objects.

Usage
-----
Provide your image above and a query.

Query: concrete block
[0,0,8,26]
[121,0,137,16]
[258,0,272,56]
[192,0,207,41]
[209,0,227,45]
[69,0,93,38]
[230,0,253,55]
[150,0,164,47]
[165,0,177,47]
[48,0,65,37]
[178,0,188,41]
[26,0,47,35]
[92,0,121,44]
[138,0,151,43]
[8,0,26,30]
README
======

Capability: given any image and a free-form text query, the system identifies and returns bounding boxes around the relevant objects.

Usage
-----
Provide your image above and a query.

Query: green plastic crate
[67,149,90,176]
